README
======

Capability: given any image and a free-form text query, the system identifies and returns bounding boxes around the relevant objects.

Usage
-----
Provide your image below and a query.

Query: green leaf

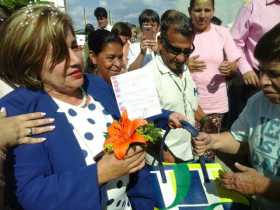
[104,144,113,152]
[136,123,162,144]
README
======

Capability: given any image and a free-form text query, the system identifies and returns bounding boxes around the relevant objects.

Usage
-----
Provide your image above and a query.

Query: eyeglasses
[161,36,195,57]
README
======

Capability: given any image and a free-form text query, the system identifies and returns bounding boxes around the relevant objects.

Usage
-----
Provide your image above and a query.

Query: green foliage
[0,0,32,11]
[104,144,113,153]
[136,123,162,144]
[0,0,51,12]
[103,132,109,139]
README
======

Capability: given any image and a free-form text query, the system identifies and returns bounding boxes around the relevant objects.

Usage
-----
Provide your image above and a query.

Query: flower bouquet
[104,110,162,160]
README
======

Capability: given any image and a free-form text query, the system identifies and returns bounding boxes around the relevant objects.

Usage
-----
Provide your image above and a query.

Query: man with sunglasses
[94,7,112,31]
[141,10,199,163]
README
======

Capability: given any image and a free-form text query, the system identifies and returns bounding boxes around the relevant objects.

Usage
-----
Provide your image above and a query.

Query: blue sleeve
[127,166,156,210]
[0,90,106,210]
[6,144,104,210]
[147,109,173,130]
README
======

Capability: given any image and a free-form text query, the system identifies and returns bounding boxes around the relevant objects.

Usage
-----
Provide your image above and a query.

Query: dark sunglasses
[161,36,195,57]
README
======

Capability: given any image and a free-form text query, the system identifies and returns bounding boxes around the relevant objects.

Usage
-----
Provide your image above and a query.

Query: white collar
[154,54,187,76]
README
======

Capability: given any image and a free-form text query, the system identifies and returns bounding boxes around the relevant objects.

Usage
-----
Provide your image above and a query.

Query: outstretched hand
[220,162,269,195]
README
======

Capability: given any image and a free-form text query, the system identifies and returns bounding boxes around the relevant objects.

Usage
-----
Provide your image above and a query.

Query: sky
[67,0,244,31]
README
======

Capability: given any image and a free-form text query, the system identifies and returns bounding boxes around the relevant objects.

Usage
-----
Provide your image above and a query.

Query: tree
[0,0,32,11]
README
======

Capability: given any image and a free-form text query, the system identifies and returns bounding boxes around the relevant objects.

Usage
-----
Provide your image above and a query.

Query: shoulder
[140,59,160,78]
[212,24,231,37]
[212,24,229,32]
[0,88,40,112]
[241,0,255,10]
[84,74,114,101]
[129,42,141,52]
[243,0,253,5]
[0,87,56,117]
[246,91,270,109]
[84,74,112,93]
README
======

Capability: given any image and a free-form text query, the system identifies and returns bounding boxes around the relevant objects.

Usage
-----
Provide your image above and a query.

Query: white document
[111,68,162,119]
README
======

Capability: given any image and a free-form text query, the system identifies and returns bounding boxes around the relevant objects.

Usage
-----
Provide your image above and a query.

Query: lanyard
[155,58,192,116]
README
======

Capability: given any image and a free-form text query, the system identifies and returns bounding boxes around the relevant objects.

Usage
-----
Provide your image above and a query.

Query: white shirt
[0,79,13,98]
[142,55,198,161]
[127,42,154,68]
[53,95,132,210]
[98,24,112,31]
[231,92,280,210]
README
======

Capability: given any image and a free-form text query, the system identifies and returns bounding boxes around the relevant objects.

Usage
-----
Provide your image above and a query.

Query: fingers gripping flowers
[104,110,162,159]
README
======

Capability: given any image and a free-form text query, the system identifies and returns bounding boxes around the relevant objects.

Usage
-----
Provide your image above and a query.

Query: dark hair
[85,23,95,35]
[189,0,215,10]
[138,9,160,27]
[112,22,131,38]
[211,16,222,25]
[160,10,194,40]
[94,7,107,18]
[255,23,280,63]
[88,29,123,55]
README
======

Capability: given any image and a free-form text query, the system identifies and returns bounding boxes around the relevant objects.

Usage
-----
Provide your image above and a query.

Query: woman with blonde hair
[0,5,155,210]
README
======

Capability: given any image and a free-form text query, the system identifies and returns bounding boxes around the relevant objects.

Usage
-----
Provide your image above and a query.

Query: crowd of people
[0,0,279,209]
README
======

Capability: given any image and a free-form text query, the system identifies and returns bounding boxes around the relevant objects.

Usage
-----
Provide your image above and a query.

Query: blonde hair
[0,5,74,89]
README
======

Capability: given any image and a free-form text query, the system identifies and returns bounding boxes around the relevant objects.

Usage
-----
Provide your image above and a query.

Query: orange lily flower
[104,110,148,159]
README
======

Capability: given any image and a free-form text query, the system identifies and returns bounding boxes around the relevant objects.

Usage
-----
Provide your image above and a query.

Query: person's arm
[147,109,189,130]
[193,131,248,156]
[8,143,104,210]
[0,108,55,150]
[128,50,146,71]
[231,2,260,87]
[221,162,280,202]
[128,39,156,71]
[195,105,207,125]
[218,26,241,77]
[219,60,239,77]
[231,2,253,75]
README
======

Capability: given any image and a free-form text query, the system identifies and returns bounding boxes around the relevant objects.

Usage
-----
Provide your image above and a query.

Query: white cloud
[99,0,108,7]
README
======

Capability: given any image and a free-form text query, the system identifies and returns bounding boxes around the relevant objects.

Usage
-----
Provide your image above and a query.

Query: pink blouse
[191,24,241,114]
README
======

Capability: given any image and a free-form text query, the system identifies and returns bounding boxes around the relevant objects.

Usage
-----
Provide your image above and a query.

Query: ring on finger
[26,127,32,136]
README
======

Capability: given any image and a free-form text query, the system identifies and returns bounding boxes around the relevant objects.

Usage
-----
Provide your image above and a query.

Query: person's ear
[89,51,97,65]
